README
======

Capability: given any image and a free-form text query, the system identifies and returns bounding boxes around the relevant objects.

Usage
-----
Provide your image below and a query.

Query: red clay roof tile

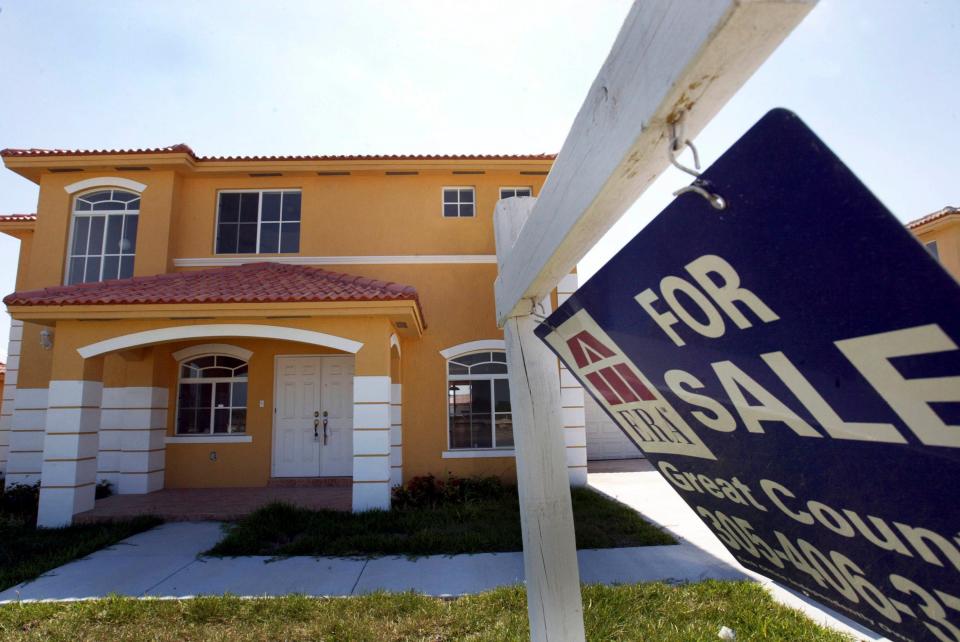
[3,263,424,322]
[0,214,37,223]
[906,206,959,230]
[1,145,555,163]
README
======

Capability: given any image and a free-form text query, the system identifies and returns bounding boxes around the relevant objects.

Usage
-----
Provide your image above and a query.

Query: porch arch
[77,324,363,358]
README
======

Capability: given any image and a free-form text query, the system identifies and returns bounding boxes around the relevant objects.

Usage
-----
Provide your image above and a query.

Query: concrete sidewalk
[0,520,743,602]
[0,463,886,641]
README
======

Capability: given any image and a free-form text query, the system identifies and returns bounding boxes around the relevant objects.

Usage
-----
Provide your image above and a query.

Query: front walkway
[74,486,351,523]
[0,521,742,602]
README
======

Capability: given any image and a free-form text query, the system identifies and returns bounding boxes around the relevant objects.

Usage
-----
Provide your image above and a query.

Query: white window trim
[174,354,249,437]
[172,343,253,363]
[214,188,302,255]
[166,435,253,444]
[499,186,533,199]
[64,188,140,285]
[64,176,147,194]
[439,339,505,359]
[442,449,515,459]
[445,348,512,451]
[441,185,476,218]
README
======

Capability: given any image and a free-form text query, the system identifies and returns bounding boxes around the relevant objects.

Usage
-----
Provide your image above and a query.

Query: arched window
[176,355,248,435]
[447,351,513,450]
[67,189,139,284]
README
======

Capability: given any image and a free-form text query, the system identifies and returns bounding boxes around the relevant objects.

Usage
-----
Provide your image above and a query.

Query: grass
[0,581,852,641]
[208,487,675,557]
[0,515,162,592]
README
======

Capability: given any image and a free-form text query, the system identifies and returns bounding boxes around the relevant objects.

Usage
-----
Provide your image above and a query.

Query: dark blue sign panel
[536,109,960,642]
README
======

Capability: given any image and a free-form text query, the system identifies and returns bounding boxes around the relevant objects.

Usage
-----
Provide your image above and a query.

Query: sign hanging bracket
[669,117,727,210]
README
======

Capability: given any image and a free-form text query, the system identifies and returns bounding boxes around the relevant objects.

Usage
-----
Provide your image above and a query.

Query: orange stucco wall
[3,159,546,489]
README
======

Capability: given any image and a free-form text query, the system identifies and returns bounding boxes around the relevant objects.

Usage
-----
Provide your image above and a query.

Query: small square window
[442,187,475,217]
[500,187,532,200]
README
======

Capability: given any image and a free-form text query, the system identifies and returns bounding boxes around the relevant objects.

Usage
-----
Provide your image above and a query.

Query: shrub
[95,480,113,499]
[0,482,40,522]
[391,474,508,509]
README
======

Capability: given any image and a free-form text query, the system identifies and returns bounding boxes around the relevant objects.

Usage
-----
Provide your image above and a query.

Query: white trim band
[64,177,147,194]
[174,255,498,267]
[78,324,363,358]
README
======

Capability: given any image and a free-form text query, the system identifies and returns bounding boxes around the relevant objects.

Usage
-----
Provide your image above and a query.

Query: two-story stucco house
[0,145,605,527]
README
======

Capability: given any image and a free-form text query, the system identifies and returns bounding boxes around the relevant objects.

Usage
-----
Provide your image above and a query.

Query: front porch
[3,262,423,527]
[74,484,352,523]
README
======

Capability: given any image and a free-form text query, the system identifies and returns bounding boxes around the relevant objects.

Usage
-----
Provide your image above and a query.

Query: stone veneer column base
[37,380,103,527]
[100,387,167,494]
[352,376,392,511]
[5,387,49,488]
[389,383,402,488]
[0,319,23,476]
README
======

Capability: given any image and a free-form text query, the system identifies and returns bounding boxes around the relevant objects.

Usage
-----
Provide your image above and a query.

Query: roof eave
[907,212,960,235]
[5,299,425,336]
[0,221,36,238]
[2,152,197,183]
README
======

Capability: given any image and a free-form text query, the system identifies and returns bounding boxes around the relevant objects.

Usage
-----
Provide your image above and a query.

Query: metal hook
[529,297,560,331]
[674,184,726,210]
[667,118,727,210]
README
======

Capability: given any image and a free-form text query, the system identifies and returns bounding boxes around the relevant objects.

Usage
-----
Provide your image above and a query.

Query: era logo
[566,330,656,405]
[544,309,717,461]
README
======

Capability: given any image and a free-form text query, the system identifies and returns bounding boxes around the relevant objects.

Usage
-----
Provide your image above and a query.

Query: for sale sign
[536,109,960,642]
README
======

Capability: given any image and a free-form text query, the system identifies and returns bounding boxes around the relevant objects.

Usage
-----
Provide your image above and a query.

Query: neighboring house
[0,145,606,527]
[907,206,960,279]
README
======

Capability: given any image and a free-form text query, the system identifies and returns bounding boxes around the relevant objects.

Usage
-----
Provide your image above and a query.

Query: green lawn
[209,487,675,557]
[0,515,162,591]
[0,582,852,641]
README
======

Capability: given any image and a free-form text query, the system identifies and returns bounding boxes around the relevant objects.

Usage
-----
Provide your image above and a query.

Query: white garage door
[585,394,643,460]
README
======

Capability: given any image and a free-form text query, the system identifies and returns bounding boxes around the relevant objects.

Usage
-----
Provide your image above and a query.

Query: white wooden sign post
[493,1,817,640]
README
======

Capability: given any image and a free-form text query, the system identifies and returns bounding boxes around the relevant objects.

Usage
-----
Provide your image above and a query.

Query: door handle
[322,411,329,445]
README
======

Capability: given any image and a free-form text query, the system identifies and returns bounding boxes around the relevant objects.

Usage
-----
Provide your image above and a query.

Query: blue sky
[0,1,957,359]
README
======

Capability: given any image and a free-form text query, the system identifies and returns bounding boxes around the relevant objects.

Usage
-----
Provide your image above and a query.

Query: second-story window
[499,187,532,199]
[442,187,475,218]
[215,190,301,254]
[67,189,140,285]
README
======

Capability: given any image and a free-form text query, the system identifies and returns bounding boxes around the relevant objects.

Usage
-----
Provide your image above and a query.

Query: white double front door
[273,355,354,477]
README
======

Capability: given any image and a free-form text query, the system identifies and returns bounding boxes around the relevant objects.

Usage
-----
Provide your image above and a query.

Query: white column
[557,272,589,487]
[37,380,102,527]
[389,383,403,488]
[0,319,23,477]
[5,387,48,488]
[100,387,167,494]
[352,375,391,511]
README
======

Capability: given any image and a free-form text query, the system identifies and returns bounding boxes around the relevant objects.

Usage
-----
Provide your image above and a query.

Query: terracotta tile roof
[906,206,959,230]
[1,145,555,163]
[0,214,37,223]
[3,262,424,321]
